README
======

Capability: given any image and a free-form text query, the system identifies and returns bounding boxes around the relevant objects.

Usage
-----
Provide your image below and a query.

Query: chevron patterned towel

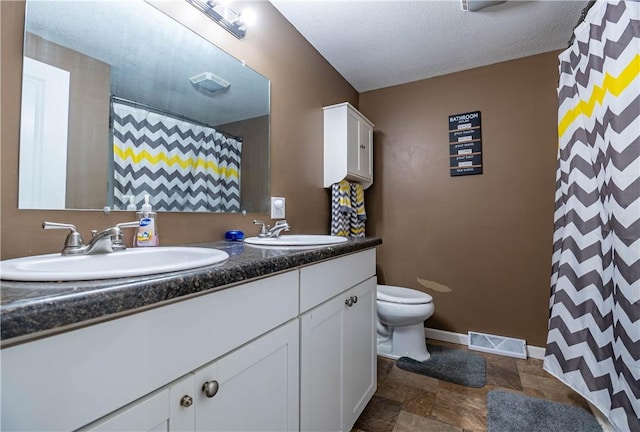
[331,180,366,238]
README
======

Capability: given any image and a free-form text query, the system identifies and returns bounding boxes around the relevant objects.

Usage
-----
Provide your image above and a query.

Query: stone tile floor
[353,340,593,432]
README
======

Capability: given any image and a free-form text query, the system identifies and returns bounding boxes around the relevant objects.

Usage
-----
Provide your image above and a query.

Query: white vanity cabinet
[1,248,378,432]
[80,374,196,432]
[192,320,299,432]
[1,271,299,431]
[324,102,375,189]
[82,320,299,432]
[300,249,377,432]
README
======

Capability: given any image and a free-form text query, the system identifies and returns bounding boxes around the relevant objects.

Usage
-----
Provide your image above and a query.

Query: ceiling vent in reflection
[461,0,506,11]
[190,72,230,95]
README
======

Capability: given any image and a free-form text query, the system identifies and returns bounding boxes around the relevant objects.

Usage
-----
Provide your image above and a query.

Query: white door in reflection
[19,57,69,209]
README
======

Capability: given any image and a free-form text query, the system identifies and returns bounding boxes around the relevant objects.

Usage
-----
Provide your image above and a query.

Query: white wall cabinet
[300,250,377,432]
[324,102,374,189]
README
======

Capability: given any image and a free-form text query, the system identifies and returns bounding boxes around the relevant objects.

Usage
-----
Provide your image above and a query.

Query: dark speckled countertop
[0,237,381,346]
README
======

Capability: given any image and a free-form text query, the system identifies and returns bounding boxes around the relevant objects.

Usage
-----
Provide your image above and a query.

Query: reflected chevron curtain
[543,2,639,431]
[112,102,241,212]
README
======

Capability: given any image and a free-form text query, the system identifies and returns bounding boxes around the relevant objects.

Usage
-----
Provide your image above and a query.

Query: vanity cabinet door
[300,293,345,432]
[194,320,299,432]
[80,374,195,432]
[300,276,377,432]
[343,276,377,430]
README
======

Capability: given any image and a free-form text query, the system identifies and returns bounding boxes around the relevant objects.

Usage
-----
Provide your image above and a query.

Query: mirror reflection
[19,0,270,213]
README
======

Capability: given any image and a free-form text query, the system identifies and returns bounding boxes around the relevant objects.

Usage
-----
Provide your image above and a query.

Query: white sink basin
[244,235,348,247]
[0,247,229,282]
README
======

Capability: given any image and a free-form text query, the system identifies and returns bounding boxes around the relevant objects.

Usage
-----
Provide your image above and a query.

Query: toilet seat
[377,285,432,305]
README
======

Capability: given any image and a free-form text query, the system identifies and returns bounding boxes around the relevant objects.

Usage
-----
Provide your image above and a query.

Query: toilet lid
[377,285,433,304]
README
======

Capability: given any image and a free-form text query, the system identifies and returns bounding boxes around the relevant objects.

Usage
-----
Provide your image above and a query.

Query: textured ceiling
[269,0,588,92]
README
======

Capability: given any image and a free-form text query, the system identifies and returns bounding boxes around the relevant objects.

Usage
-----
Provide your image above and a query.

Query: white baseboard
[424,328,546,360]
[424,328,468,345]
[526,345,546,360]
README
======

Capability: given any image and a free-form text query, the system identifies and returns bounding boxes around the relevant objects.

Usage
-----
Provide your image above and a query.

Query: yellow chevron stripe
[558,54,640,139]
[354,183,366,218]
[338,180,352,208]
[114,145,239,178]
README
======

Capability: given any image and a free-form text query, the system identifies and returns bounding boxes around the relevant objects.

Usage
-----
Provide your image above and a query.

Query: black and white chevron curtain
[112,102,242,212]
[544,1,639,431]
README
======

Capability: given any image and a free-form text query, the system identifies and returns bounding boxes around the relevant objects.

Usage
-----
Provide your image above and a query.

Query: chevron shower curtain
[543,2,639,431]
[112,102,241,212]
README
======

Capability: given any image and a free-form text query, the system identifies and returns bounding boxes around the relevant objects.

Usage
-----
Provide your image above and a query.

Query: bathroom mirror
[19,0,270,213]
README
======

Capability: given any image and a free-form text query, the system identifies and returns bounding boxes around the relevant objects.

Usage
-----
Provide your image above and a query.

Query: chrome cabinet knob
[352,295,358,304]
[345,297,354,307]
[180,395,193,407]
[202,380,220,398]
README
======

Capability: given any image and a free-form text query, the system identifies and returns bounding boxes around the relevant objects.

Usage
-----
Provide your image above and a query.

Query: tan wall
[359,52,560,346]
[217,115,270,213]
[24,33,111,210]
[1,0,358,259]
[2,0,560,345]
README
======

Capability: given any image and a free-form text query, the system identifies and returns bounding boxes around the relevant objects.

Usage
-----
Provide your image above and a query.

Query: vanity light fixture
[185,0,250,39]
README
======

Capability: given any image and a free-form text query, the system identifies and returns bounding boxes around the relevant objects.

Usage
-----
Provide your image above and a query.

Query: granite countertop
[0,237,381,346]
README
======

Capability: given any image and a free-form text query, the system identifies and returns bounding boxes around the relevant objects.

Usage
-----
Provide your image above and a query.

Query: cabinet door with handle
[343,276,377,431]
[346,109,373,181]
[300,275,377,432]
[80,374,195,432]
[300,293,345,432]
[194,320,299,431]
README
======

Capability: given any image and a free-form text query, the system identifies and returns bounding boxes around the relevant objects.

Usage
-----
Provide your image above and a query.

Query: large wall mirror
[19,0,270,213]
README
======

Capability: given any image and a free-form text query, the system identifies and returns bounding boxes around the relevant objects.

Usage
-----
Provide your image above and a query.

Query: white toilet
[376,284,434,361]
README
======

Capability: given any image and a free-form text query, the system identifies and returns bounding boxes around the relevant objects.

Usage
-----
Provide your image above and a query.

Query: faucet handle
[42,221,79,232]
[43,221,84,251]
[274,220,289,227]
[111,221,141,250]
[116,221,141,230]
[253,220,269,237]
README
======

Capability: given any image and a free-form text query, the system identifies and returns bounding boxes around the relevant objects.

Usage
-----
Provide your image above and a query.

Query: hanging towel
[331,180,366,238]
[350,182,366,237]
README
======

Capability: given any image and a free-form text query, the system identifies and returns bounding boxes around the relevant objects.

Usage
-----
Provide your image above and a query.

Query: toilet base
[376,322,430,362]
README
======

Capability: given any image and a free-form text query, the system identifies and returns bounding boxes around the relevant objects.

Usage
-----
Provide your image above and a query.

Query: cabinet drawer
[300,249,376,312]
[1,271,298,432]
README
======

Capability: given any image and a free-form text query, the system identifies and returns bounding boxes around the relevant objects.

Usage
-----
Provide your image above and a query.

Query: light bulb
[238,9,256,27]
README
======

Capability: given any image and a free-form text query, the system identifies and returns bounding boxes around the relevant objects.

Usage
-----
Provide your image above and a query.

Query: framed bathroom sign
[448,111,483,176]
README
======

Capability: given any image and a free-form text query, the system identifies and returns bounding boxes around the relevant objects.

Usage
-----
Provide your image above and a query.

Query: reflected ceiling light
[461,0,506,12]
[190,72,230,94]
[185,0,250,39]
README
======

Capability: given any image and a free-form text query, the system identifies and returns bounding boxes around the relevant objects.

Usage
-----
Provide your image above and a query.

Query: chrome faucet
[268,220,290,238]
[252,220,290,238]
[43,221,140,255]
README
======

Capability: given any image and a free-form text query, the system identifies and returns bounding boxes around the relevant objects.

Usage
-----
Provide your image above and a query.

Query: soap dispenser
[134,194,159,247]
[125,195,137,211]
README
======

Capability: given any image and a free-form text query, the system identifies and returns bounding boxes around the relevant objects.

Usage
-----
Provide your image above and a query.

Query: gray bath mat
[488,390,601,432]
[395,343,486,387]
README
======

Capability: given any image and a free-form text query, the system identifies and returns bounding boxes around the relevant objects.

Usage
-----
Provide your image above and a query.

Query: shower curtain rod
[568,1,596,46]
[110,96,243,142]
